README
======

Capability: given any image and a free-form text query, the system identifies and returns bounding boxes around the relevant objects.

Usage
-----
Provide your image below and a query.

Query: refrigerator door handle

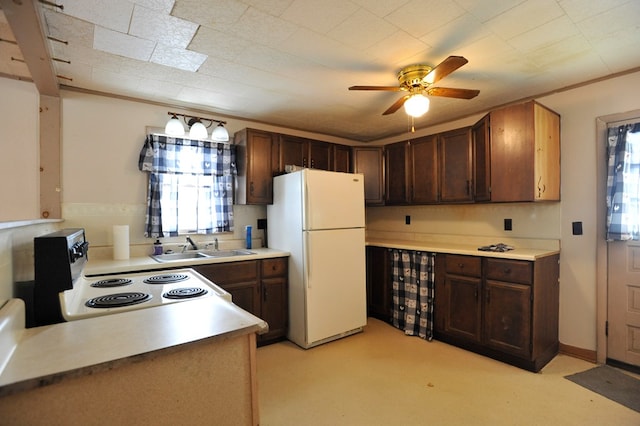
[304,235,311,288]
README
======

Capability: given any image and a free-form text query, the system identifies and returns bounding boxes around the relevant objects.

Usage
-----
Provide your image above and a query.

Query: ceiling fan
[349,56,480,117]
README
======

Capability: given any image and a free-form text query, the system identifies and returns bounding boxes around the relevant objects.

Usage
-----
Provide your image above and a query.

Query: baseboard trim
[559,343,597,363]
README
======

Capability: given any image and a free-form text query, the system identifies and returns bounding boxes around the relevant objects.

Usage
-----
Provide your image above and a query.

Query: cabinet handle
[503,268,511,274]
[303,157,308,167]
[249,181,254,195]
[263,286,267,302]
[458,263,464,269]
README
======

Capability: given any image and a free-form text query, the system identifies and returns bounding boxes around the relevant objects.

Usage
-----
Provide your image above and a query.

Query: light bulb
[404,94,430,117]
[165,115,185,136]
[211,123,229,142]
[189,121,208,139]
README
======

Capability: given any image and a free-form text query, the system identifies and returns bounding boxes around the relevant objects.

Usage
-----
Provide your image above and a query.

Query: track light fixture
[164,112,229,142]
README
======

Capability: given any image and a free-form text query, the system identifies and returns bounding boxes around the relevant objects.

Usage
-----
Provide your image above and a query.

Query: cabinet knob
[504,268,511,274]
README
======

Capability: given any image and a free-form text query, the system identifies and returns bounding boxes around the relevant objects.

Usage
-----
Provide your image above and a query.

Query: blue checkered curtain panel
[391,249,436,340]
[138,134,236,237]
[606,123,640,241]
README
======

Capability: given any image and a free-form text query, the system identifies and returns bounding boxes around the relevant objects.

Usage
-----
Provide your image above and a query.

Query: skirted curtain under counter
[138,134,236,238]
[391,249,436,341]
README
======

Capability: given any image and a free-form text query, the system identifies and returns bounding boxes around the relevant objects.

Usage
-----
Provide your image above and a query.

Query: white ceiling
[1,0,639,141]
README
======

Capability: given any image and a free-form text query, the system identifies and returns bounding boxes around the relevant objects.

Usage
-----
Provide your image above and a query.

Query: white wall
[0,79,39,221]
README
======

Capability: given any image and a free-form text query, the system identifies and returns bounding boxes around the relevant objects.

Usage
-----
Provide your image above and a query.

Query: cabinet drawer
[485,259,532,284]
[262,257,288,278]
[195,260,258,284]
[445,255,481,277]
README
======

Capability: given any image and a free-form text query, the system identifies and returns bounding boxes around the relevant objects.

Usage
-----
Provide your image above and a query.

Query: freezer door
[304,170,365,230]
[304,228,366,345]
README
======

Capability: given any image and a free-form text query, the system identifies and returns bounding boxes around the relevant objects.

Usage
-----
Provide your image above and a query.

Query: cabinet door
[224,281,261,316]
[411,135,439,204]
[472,115,491,201]
[484,280,531,358]
[279,134,307,170]
[308,140,331,170]
[247,130,275,204]
[444,275,482,342]
[352,147,384,205]
[366,246,391,321]
[385,141,410,204]
[333,144,351,172]
[194,261,260,315]
[440,127,473,202]
[260,277,288,343]
[489,103,535,202]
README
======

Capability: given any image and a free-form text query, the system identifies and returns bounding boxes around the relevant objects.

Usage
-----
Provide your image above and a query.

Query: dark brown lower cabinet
[195,257,288,346]
[435,253,559,372]
[366,246,392,321]
[366,249,560,372]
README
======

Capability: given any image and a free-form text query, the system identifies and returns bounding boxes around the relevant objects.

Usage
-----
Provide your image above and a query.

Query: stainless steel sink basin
[151,249,255,263]
[199,249,255,257]
[150,252,211,262]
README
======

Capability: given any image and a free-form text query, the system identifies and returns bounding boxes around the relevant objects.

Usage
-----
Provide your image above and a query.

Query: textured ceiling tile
[171,0,248,26]
[328,9,398,50]
[130,5,199,49]
[243,0,295,16]
[350,0,411,18]
[385,0,466,38]
[93,26,156,61]
[575,2,640,42]
[483,0,565,40]
[281,0,360,34]
[224,7,298,46]
[278,27,374,69]
[62,0,134,33]
[365,30,430,68]
[454,0,525,23]
[508,15,580,53]
[44,10,95,49]
[150,43,207,71]
[418,12,489,57]
[559,0,630,23]
[134,0,176,14]
[188,25,252,61]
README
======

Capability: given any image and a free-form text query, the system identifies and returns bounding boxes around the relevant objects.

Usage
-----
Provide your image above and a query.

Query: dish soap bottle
[153,239,163,255]
[245,226,252,249]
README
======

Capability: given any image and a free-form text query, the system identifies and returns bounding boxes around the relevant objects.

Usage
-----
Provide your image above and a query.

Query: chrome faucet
[186,236,198,250]
[214,237,219,250]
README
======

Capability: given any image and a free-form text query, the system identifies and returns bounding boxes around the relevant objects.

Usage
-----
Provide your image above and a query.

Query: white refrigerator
[267,169,367,349]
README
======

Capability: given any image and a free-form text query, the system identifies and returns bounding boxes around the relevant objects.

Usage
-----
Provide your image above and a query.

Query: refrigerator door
[303,170,365,230]
[304,227,366,345]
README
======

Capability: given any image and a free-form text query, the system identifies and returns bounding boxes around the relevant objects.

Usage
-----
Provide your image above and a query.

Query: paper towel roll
[113,225,130,260]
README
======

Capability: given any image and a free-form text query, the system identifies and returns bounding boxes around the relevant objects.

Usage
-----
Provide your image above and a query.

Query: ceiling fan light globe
[404,94,430,117]
[165,116,185,136]
[189,121,209,139]
[211,123,230,142]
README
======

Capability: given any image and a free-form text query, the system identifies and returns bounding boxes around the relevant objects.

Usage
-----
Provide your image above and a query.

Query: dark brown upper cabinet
[352,146,384,206]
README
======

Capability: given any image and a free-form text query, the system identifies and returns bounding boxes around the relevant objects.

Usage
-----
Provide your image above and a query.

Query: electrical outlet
[572,221,583,235]
[257,218,267,230]
[405,215,411,225]
[504,218,512,231]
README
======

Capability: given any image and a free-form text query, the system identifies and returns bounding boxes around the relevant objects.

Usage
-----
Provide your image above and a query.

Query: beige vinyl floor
[257,318,640,426]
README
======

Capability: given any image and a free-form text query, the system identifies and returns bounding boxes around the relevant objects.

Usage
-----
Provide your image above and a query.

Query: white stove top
[60,268,231,321]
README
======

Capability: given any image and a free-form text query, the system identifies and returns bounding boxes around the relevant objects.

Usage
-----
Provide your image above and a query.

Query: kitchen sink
[198,249,255,257]
[151,249,255,263]
[150,252,211,262]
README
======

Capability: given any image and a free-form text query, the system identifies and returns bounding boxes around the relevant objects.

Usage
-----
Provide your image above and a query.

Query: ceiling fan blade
[423,56,468,84]
[426,87,480,99]
[382,95,411,115]
[349,85,403,91]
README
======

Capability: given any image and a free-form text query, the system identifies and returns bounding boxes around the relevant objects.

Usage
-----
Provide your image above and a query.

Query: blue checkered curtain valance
[606,123,640,241]
[138,134,236,176]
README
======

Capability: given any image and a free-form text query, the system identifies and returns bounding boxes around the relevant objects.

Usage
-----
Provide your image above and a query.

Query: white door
[607,240,640,368]
[304,170,365,230]
[304,228,366,344]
